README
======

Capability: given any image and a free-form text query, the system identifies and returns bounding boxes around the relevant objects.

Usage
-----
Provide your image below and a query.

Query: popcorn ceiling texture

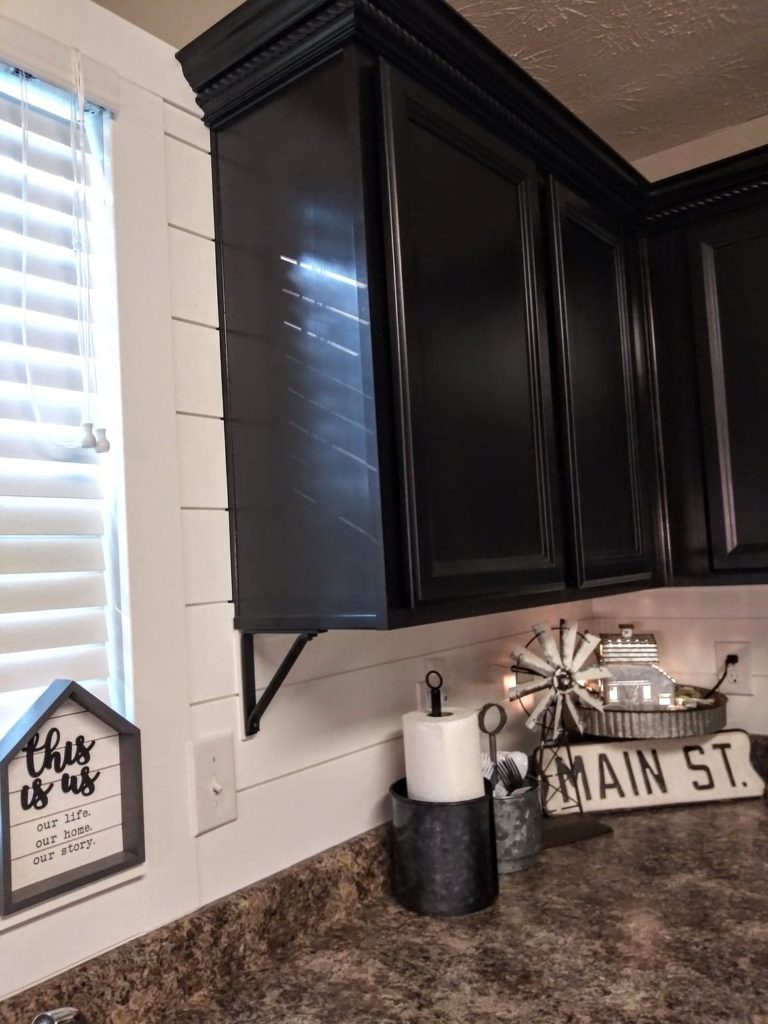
[449,0,768,159]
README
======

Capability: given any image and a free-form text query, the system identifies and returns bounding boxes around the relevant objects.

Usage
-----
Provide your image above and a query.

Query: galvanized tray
[581,691,727,739]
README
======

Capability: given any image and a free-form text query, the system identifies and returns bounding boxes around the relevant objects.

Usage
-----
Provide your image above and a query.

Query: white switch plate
[714,641,753,696]
[189,732,237,836]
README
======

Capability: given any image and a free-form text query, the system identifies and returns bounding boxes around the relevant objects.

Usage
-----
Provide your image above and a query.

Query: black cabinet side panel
[214,55,388,629]
[381,66,563,603]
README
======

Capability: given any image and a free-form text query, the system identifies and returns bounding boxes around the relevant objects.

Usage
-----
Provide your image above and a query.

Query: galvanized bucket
[493,782,542,873]
[389,778,498,916]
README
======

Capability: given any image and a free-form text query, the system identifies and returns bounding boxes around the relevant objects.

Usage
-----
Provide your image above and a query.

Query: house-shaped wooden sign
[0,679,144,915]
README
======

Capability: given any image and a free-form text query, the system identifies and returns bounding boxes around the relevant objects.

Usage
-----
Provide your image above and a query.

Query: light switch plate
[189,732,237,836]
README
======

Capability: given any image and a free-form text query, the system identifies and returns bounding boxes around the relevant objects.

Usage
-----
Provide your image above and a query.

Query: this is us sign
[545,729,764,815]
[0,679,144,915]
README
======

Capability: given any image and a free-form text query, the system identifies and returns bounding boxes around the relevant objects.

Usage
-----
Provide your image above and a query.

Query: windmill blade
[573,666,614,682]
[510,644,552,676]
[552,692,564,739]
[574,683,605,713]
[565,690,585,733]
[532,622,563,668]
[559,619,578,669]
[570,631,601,672]
[526,689,556,731]
[507,678,552,701]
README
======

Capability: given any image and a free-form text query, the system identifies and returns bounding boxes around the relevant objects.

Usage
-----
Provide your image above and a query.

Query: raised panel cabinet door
[549,183,655,588]
[380,64,563,605]
[689,206,768,571]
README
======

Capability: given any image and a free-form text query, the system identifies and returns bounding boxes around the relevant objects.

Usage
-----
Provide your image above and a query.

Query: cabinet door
[689,206,768,571]
[549,184,655,588]
[380,65,563,605]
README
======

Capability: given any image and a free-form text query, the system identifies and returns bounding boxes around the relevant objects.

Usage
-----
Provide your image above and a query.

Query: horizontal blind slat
[0,458,100,498]
[0,643,109,691]
[0,122,95,184]
[0,607,107,654]
[0,383,90,427]
[1,536,105,573]
[0,571,106,612]
[0,497,103,535]
[0,93,84,149]
[0,431,98,462]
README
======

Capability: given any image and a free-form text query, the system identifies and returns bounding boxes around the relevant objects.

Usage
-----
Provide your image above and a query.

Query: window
[0,62,123,732]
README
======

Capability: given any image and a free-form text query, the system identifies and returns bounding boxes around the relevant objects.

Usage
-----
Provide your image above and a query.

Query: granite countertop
[5,797,767,1024]
[167,800,768,1024]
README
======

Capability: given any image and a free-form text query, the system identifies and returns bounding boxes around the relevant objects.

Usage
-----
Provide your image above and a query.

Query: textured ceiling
[449,0,768,159]
[93,0,768,160]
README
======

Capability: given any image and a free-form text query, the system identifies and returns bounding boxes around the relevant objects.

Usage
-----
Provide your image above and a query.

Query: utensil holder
[389,778,498,917]
[493,781,542,873]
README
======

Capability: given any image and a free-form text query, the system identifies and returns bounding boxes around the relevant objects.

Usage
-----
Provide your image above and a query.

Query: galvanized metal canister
[389,778,498,916]
[493,782,542,874]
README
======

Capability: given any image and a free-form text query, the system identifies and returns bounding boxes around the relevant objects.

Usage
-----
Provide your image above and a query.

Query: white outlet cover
[714,641,753,697]
[189,732,237,836]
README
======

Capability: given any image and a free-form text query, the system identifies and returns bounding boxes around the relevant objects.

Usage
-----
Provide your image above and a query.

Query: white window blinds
[0,64,122,730]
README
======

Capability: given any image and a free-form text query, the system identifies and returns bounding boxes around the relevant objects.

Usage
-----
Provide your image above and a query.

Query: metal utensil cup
[493,781,542,873]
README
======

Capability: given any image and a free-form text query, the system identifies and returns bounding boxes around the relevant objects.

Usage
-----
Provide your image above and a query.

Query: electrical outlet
[714,641,753,696]
[189,732,237,836]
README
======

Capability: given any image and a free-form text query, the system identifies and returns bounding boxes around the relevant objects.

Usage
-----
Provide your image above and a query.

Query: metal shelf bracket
[241,631,325,736]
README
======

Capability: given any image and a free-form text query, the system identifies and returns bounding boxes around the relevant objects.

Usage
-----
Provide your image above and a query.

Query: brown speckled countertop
[166,800,768,1024]
[5,799,768,1024]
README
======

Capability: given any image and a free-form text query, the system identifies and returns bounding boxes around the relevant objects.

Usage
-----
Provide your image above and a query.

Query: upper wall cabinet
[178,0,662,631]
[646,152,768,582]
[548,185,656,588]
[687,207,768,571]
[381,67,563,606]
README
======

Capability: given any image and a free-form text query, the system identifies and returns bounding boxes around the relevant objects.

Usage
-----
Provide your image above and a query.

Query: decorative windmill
[507,621,612,825]
[509,622,611,737]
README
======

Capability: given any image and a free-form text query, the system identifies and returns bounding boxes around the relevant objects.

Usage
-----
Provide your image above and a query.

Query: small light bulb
[503,671,518,700]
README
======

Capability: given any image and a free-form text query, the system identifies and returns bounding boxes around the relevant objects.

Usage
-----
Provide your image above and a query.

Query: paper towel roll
[403,707,485,803]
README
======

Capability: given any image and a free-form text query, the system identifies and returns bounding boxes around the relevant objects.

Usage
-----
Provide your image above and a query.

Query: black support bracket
[241,631,325,736]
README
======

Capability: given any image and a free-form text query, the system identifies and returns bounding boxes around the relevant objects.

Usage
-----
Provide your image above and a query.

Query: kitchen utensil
[478,702,506,789]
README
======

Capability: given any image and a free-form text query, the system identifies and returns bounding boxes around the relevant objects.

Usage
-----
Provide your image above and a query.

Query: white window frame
[0,1,199,987]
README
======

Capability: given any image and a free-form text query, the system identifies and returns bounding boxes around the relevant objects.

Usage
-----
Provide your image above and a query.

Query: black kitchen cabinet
[689,206,768,572]
[649,182,768,580]
[178,0,667,635]
[380,67,563,605]
[208,51,567,632]
[548,185,656,588]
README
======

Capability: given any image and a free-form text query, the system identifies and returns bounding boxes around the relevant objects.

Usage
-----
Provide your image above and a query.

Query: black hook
[425,669,444,717]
